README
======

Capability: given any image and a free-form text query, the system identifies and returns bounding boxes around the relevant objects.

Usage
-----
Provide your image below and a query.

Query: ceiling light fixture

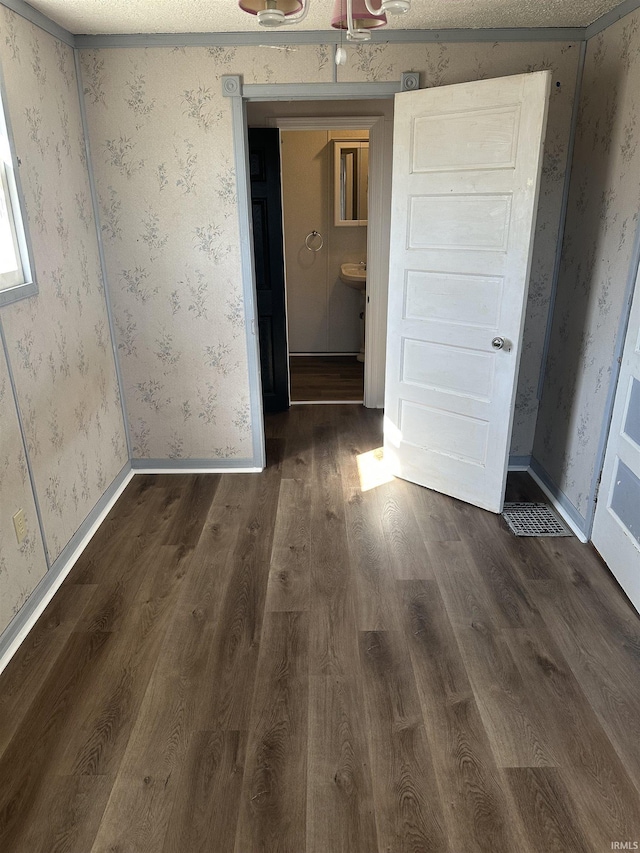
[239,0,412,48]
[331,0,387,41]
[238,0,309,28]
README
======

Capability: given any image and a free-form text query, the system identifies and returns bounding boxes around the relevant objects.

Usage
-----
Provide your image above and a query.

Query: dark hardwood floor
[0,405,639,852]
[289,355,364,402]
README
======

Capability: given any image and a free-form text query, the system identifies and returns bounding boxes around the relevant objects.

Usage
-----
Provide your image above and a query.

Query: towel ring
[305,230,324,252]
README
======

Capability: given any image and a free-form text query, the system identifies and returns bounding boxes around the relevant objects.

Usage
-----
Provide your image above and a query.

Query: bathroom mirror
[334,141,368,226]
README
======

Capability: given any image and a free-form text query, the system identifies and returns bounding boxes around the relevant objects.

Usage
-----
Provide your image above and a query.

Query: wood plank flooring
[289,356,364,401]
[1,405,639,852]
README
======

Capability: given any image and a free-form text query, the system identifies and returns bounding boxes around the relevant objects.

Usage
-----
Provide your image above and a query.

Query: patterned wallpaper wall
[80,40,579,460]
[0,348,47,634]
[0,2,128,607]
[79,45,333,461]
[534,10,640,519]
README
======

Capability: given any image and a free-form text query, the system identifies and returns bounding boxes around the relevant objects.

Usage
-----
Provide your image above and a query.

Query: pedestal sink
[340,264,366,362]
[340,263,367,290]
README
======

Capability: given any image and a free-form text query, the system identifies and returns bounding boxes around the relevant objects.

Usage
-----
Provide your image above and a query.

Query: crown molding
[73,27,586,49]
[585,0,640,39]
[0,0,74,45]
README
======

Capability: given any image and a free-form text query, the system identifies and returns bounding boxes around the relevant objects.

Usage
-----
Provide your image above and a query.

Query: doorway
[245,100,394,413]
[235,75,549,517]
[281,126,369,404]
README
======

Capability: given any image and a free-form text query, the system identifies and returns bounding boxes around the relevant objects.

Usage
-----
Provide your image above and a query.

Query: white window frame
[0,65,37,307]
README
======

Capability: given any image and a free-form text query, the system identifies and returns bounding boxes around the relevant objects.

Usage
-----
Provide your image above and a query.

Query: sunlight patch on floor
[356,447,394,492]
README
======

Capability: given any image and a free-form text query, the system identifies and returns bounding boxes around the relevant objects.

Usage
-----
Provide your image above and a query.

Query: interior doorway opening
[246,99,394,412]
[281,125,369,404]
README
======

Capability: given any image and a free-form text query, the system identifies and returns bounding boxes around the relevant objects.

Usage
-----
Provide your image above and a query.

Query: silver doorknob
[491,336,505,350]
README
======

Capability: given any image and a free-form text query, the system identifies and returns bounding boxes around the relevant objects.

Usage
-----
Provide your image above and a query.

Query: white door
[592,263,640,613]
[384,71,551,513]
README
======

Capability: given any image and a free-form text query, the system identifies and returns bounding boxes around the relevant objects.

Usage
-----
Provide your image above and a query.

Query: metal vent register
[501,502,573,537]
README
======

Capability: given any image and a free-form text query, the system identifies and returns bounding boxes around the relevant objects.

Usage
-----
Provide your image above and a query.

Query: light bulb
[257,8,286,25]
[383,0,410,12]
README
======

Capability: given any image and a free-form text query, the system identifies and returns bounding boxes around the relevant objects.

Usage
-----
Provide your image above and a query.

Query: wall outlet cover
[12,509,27,545]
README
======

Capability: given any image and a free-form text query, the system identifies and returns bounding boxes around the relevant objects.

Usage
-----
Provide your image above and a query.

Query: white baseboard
[289,352,359,357]
[508,454,532,472]
[528,463,589,543]
[0,464,134,677]
[134,467,263,474]
[290,400,363,405]
[131,458,262,473]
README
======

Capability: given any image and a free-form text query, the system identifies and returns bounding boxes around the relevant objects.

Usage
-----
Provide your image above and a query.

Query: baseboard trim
[0,450,591,675]
[131,458,262,473]
[528,457,588,542]
[508,454,532,471]
[290,399,363,405]
[0,461,134,677]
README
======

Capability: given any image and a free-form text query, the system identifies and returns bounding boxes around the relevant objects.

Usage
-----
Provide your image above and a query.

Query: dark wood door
[249,128,289,413]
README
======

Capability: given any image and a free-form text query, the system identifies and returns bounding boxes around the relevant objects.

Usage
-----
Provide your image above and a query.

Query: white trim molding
[269,113,391,409]
[131,459,261,472]
[0,462,134,676]
[244,82,400,101]
[508,455,532,471]
[529,457,589,542]
[585,0,640,39]
[74,27,587,49]
[0,0,74,45]
[231,79,401,418]
[224,76,267,469]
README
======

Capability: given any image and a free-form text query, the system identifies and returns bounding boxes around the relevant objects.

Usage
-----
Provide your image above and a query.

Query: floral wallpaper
[0,347,47,634]
[534,10,640,519]
[80,40,577,461]
[0,8,128,575]
[338,40,581,455]
[80,45,333,461]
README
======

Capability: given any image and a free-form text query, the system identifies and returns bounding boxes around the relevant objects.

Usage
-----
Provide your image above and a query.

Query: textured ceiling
[26,0,626,35]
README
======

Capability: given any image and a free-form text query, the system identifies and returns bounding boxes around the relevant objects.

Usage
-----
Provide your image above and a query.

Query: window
[0,74,36,307]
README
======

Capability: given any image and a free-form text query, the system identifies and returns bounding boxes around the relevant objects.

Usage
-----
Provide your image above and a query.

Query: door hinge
[593,471,603,502]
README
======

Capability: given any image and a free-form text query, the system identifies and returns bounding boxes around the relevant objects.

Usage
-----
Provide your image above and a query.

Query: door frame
[591,253,640,611]
[269,115,390,409]
[587,225,640,537]
[224,77,404,467]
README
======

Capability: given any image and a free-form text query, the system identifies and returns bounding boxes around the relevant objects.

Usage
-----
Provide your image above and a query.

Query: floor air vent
[502,502,573,537]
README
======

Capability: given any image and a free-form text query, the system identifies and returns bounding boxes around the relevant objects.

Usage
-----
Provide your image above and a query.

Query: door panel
[384,72,551,513]
[411,106,520,172]
[593,263,640,614]
[408,194,513,250]
[249,128,289,413]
